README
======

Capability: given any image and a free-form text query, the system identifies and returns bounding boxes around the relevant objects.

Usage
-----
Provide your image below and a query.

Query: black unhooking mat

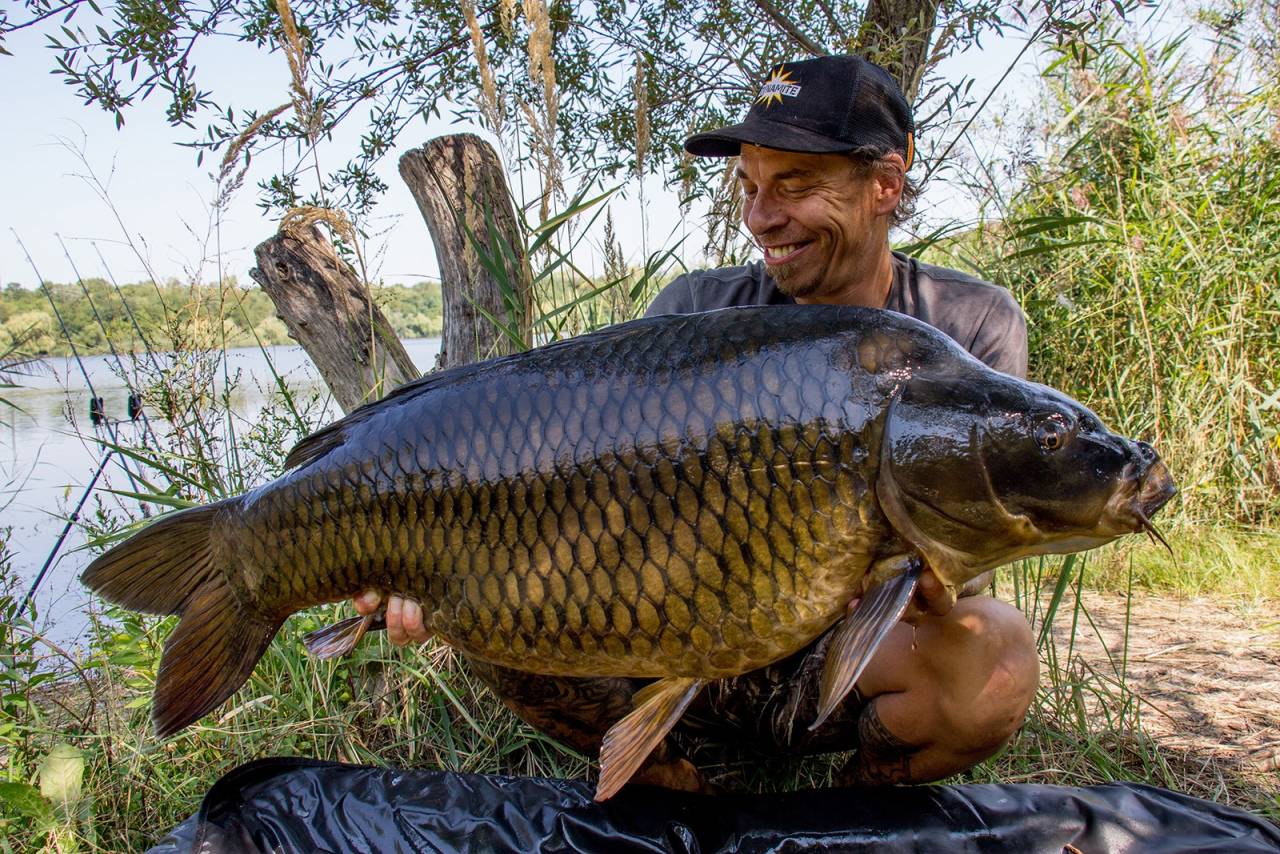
[146,757,1280,853]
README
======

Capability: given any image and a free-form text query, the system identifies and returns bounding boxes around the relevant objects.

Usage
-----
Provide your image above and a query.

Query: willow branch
[752,0,828,57]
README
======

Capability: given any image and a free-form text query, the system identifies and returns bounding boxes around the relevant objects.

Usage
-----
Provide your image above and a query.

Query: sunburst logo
[755,67,801,107]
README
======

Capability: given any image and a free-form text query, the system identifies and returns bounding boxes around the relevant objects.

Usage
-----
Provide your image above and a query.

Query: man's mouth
[763,242,810,264]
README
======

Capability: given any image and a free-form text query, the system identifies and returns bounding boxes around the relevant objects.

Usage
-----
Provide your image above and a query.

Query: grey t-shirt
[645,251,1028,379]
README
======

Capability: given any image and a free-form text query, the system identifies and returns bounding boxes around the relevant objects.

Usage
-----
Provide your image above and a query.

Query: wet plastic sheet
[148,757,1280,853]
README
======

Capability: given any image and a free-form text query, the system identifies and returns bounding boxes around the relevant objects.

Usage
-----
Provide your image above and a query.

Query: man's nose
[745,191,787,235]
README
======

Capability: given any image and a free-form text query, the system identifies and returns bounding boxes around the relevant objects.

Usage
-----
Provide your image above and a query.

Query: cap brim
[685,117,858,157]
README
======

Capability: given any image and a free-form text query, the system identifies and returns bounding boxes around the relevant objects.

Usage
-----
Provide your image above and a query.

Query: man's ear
[872,153,906,215]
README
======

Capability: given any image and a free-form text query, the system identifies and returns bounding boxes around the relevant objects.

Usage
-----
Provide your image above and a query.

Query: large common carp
[83,306,1175,799]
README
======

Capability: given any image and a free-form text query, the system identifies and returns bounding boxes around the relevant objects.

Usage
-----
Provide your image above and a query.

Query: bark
[399,134,533,370]
[250,226,419,414]
[857,0,941,102]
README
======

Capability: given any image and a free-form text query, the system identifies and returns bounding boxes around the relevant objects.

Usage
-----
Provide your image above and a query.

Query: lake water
[2,338,442,648]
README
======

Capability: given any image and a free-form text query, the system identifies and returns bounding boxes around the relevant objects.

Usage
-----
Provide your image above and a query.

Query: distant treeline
[0,278,445,356]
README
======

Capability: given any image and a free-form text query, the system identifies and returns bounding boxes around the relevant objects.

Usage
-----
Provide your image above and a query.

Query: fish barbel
[82,305,1176,798]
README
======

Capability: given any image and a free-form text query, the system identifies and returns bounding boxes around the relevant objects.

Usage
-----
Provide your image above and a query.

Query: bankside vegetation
[929,21,1280,531]
[1,4,1278,853]
[0,279,447,356]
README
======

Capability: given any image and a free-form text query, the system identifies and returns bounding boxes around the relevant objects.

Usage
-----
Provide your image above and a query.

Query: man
[355,54,1038,790]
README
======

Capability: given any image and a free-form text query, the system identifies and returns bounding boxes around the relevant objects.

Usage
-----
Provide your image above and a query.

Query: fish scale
[82,304,1177,800]
[239,318,879,678]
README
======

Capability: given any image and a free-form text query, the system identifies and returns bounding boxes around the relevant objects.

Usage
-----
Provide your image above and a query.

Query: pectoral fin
[303,610,387,659]
[596,676,706,801]
[810,559,922,731]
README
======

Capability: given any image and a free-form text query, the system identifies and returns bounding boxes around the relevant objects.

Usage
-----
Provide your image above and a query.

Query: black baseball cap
[685,55,915,168]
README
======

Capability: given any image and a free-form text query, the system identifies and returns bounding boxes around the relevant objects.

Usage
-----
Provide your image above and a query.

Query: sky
[0,9,1045,292]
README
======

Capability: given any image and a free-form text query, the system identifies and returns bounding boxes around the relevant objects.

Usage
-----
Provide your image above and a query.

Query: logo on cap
[755,67,801,108]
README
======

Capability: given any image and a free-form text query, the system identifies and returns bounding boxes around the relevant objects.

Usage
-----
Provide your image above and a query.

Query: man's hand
[353,590,430,646]
[902,566,958,623]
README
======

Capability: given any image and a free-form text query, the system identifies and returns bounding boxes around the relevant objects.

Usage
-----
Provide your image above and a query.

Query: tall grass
[930,26,1280,528]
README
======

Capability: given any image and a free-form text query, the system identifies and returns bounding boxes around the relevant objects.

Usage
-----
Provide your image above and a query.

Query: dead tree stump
[250,225,419,414]
[399,134,533,370]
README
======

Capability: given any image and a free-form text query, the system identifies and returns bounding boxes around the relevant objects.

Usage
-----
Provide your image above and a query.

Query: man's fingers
[895,567,956,625]
[353,589,382,616]
[401,599,428,642]
[914,568,956,618]
[386,596,407,646]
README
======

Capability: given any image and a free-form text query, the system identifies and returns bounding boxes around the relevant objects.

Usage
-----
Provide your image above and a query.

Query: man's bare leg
[838,595,1039,784]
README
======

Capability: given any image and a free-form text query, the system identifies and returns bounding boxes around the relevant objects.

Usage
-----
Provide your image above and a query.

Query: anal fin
[303,610,388,659]
[596,676,706,801]
[810,559,922,731]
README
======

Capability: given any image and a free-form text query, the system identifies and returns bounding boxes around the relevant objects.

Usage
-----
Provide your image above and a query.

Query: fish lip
[1103,460,1176,533]
[1136,460,1177,517]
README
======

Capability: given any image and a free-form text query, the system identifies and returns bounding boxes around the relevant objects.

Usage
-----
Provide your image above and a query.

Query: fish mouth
[1119,458,1177,551]
[879,415,1178,579]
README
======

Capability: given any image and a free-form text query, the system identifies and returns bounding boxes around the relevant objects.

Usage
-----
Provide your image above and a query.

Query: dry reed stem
[519,99,561,224]
[633,53,650,178]
[500,0,517,38]
[280,205,359,252]
[522,0,560,220]
[219,103,292,178]
[276,0,321,143]
[704,158,745,263]
[678,150,696,205]
[215,102,292,207]
[463,0,502,133]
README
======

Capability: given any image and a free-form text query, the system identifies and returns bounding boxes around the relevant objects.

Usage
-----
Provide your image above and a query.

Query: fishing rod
[11,229,156,603]
[90,240,167,377]
[56,234,164,452]
[92,239,239,492]
[18,447,114,613]
[11,230,148,495]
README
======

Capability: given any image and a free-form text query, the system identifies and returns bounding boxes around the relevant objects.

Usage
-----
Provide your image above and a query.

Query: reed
[927,25,1280,529]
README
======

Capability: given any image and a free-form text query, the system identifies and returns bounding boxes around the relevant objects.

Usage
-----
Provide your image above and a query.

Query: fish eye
[1035,416,1069,451]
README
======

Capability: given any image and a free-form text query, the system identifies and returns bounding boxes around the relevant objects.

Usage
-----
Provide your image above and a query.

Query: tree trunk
[250,226,419,414]
[399,134,533,370]
[857,0,941,102]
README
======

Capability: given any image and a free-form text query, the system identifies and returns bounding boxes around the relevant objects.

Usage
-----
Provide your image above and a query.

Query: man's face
[737,146,885,303]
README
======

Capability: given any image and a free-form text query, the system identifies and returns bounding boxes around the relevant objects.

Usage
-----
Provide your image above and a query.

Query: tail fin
[82,501,284,737]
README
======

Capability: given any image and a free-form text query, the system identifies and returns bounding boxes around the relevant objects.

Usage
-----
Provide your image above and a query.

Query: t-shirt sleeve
[970,292,1029,379]
[644,274,696,317]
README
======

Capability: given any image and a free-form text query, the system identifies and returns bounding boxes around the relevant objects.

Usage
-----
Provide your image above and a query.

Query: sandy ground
[1048,590,1280,776]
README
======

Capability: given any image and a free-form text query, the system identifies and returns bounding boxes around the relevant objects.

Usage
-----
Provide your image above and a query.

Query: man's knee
[928,598,1038,750]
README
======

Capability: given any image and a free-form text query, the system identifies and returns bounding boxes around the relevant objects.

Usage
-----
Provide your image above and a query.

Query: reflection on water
[2,338,441,648]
